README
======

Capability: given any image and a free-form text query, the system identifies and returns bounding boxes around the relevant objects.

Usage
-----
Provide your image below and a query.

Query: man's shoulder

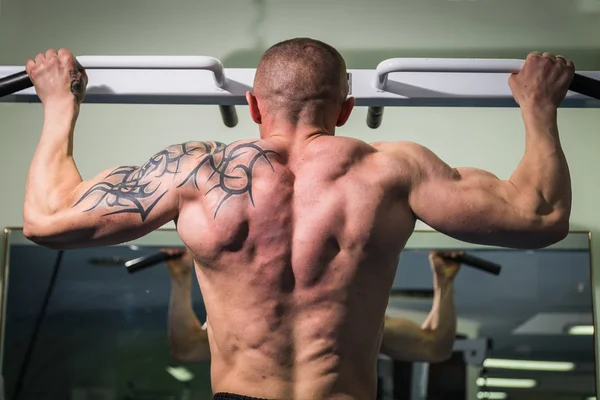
[370,140,426,155]
[173,140,277,163]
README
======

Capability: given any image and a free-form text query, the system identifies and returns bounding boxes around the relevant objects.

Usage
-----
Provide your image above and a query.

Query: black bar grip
[219,105,238,128]
[0,71,32,97]
[125,251,182,274]
[366,106,384,129]
[571,73,600,100]
[443,253,502,276]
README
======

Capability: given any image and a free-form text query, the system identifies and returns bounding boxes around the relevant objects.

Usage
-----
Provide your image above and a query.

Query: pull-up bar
[0,56,238,127]
[1,56,599,128]
[367,58,600,128]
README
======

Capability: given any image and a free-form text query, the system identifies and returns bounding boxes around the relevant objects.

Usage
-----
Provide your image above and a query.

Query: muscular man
[164,249,461,364]
[23,39,572,399]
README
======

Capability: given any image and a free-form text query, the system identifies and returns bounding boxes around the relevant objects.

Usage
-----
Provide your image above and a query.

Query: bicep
[381,318,436,361]
[39,164,178,248]
[35,141,219,248]
[406,146,539,247]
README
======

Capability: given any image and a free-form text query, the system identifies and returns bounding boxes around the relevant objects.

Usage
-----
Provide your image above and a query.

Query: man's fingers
[542,51,556,60]
[45,49,58,59]
[34,53,45,64]
[25,60,36,75]
[527,51,542,60]
[58,48,71,58]
[430,251,463,266]
[431,251,456,259]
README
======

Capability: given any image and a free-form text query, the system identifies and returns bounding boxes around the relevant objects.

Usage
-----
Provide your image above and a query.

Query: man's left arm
[380,252,460,363]
[22,49,205,249]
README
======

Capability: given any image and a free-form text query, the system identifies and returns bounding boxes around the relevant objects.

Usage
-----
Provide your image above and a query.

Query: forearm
[168,274,210,361]
[380,279,456,362]
[420,276,456,360]
[25,102,82,221]
[510,106,571,224]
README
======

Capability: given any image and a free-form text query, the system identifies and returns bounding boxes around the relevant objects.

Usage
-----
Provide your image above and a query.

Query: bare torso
[176,136,416,399]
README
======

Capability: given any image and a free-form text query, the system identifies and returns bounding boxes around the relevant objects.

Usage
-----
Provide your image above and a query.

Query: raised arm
[163,249,211,362]
[381,252,459,363]
[22,49,221,249]
[396,52,572,249]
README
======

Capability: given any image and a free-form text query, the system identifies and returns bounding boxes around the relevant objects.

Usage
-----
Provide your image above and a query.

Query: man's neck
[259,121,335,143]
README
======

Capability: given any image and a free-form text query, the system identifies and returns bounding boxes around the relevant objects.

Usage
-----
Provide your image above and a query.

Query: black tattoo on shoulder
[73,141,279,221]
[178,141,278,218]
[74,142,206,221]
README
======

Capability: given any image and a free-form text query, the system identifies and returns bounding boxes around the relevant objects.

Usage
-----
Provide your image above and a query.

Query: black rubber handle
[0,71,31,97]
[366,106,384,129]
[219,105,238,128]
[125,251,183,274]
[570,73,600,101]
[443,253,502,276]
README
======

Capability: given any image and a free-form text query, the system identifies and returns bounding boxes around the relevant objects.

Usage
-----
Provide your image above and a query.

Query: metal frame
[453,338,491,366]
[1,57,599,109]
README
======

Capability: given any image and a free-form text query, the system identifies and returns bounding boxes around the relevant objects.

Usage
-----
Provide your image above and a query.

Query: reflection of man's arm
[164,249,210,362]
[380,252,460,363]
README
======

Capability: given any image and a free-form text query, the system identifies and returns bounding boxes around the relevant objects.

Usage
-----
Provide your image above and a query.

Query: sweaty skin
[23,42,572,399]
[164,249,461,365]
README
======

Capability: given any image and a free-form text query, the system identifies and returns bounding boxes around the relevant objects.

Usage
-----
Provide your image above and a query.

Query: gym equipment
[1,56,599,129]
[442,253,502,276]
[124,251,183,273]
[0,56,238,128]
[367,58,600,128]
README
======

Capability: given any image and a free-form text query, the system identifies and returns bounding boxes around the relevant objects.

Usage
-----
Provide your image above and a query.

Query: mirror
[0,229,595,400]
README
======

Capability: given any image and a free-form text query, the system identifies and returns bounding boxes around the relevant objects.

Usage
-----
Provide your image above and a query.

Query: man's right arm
[165,249,211,362]
[389,52,573,249]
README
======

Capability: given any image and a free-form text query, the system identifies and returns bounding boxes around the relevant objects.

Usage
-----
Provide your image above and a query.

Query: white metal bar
[1,64,599,108]
[374,58,526,90]
[76,56,227,87]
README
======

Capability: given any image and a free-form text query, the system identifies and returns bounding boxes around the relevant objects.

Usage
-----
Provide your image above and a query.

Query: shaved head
[253,38,349,125]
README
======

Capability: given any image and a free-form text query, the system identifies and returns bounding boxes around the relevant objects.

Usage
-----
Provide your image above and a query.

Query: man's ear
[336,97,356,127]
[246,92,262,124]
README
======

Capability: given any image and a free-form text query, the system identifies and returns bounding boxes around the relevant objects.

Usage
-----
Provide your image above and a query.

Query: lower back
[206,272,389,399]
[202,251,403,399]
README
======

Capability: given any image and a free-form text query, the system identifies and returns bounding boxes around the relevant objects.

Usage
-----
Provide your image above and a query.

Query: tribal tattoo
[178,141,278,218]
[73,141,279,221]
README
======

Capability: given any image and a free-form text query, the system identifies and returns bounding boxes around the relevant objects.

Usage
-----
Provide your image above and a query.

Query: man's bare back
[23,39,573,399]
[173,136,415,398]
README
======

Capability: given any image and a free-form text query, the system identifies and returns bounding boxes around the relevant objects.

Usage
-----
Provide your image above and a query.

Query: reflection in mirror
[0,229,595,400]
